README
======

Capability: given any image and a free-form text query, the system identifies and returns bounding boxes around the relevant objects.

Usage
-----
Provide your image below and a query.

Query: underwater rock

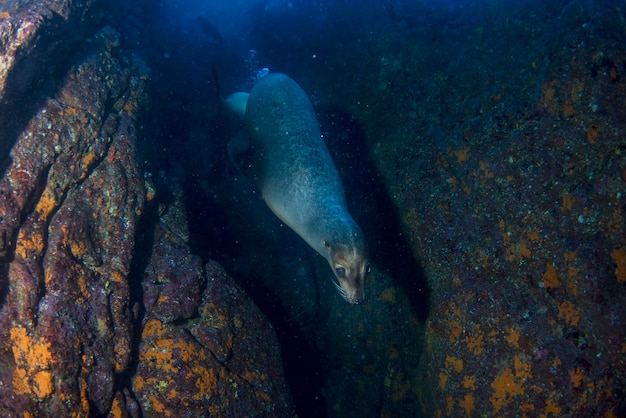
[343,3,626,416]
[0,0,109,161]
[134,180,295,417]
[0,18,149,415]
[140,181,205,324]
[0,2,294,416]
[0,12,146,416]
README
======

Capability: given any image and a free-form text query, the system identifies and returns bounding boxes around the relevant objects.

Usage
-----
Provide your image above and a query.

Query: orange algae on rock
[610,248,626,283]
[139,319,198,375]
[449,320,462,343]
[497,220,535,262]
[391,372,412,402]
[490,368,524,412]
[459,393,475,415]
[586,124,600,144]
[569,367,585,388]
[451,147,471,163]
[478,160,495,180]
[513,355,532,380]
[148,395,170,417]
[561,193,574,212]
[558,301,584,326]
[539,81,557,113]
[256,390,272,404]
[11,368,30,395]
[110,396,123,418]
[462,375,476,390]
[193,368,218,399]
[439,372,448,390]
[542,398,561,417]
[445,355,464,373]
[506,327,521,347]
[542,263,560,289]
[15,228,45,260]
[81,151,99,172]
[562,100,575,118]
[35,187,59,221]
[77,373,90,415]
[562,251,581,297]
[10,327,56,399]
[445,395,454,416]
[31,370,54,399]
[462,326,485,356]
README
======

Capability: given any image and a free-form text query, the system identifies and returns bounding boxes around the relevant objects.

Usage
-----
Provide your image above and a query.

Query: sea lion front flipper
[225,91,256,175]
[227,130,254,174]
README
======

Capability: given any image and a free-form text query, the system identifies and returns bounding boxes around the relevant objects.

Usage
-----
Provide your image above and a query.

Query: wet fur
[242,73,369,303]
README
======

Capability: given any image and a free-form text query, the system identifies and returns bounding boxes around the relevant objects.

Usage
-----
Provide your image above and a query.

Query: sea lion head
[325,240,369,305]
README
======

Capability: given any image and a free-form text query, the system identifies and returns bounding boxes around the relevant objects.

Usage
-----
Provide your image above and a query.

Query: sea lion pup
[227,73,369,304]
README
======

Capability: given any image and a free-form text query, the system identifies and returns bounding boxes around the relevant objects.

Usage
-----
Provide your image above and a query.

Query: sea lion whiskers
[331,276,349,302]
[325,227,369,304]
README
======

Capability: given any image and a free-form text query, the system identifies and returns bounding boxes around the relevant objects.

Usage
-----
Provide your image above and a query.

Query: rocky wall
[340,4,626,417]
[0,21,148,414]
[0,1,294,416]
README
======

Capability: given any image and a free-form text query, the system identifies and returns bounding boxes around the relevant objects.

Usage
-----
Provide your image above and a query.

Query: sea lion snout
[329,244,369,305]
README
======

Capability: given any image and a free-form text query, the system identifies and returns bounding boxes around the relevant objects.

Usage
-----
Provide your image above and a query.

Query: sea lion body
[235,73,368,304]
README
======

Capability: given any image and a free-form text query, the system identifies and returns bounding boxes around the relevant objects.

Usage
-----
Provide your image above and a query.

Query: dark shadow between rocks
[179,98,430,417]
[0,4,110,174]
[237,273,328,418]
[119,175,163,402]
[0,261,7,308]
[179,142,328,417]
[319,108,430,320]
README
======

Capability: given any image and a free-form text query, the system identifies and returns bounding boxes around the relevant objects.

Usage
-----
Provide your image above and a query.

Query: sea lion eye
[366,265,371,274]
[335,267,346,278]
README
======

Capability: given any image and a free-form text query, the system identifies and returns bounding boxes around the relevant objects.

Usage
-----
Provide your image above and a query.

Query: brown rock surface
[324,3,626,416]
[133,181,294,417]
[0,1,294,416]
[0,0,109,165]
[0,20,147,414]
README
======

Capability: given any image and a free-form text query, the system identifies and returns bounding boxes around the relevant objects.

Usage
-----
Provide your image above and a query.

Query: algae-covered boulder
[0,1,294,416]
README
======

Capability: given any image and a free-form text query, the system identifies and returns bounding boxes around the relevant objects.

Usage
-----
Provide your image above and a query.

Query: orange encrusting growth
[542,263,560,289]
[10,327,56,399]
[610,248,626,283]
[558,301,584,327]
[15,228,45,260]
[35,187,59,222]
[490,368,524,412]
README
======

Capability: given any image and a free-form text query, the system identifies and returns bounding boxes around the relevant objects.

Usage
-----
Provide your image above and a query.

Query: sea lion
[228,73,369,304]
